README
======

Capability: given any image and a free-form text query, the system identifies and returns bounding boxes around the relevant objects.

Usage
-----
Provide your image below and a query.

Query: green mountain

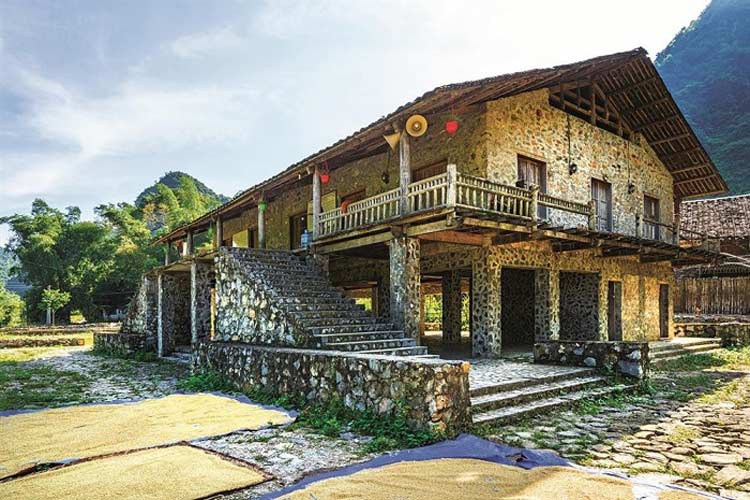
[135,171,228,208]
[655,0,750,195]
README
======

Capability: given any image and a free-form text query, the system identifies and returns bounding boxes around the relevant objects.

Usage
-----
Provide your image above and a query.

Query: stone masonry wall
[674,320,750,347]
[213,248,306,346]
[485,89,675,234]
[157,272,191,356]
[534,340,650,379]
[121,274,157,348]
[191,261,213,344]
[94,332,150,356]
[559,271,600,341]
[194,341,472,432]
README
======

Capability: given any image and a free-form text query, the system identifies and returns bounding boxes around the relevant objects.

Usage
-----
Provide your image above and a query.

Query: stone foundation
[674,318,750,347]
[93,332,151,356]
[193,341,472,432]
[534,340,649,379]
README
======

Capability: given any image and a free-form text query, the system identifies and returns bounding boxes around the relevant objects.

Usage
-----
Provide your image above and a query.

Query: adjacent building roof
[681,194,750,240]
[156,47,727,245]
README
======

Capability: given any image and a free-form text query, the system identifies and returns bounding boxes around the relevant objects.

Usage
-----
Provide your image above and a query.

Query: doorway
[659,284,670,338]
[559,271,600,340]
[607,281,622,341]
[501,268,536,353]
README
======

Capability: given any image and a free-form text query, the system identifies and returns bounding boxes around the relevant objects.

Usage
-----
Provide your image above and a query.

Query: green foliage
[0,283,25,327]
[0,361,90,411]
[2,172,225,322]
[656,0,750,194]
[39,288,71,321]
[176,370,238,393]
[656,346,750,372]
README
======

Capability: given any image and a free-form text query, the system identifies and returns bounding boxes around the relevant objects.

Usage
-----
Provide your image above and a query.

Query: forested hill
[135,171,228,208]
[655,0,750,195]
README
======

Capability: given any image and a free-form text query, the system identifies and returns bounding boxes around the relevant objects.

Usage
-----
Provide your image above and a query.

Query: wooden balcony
[314,164,594,241]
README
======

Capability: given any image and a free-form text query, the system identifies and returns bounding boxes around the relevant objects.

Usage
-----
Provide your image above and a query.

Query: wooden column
[673,198,681,245]
[214,215,223,249]
[635,213,642,239]
[399,132,411,215]
[164,242,170,265]
[186,230,194,255]
[446,164,457,207]
[588,200,597,231]
[312,165,321,240]
[529,185,540,222]
[257,200,266,249]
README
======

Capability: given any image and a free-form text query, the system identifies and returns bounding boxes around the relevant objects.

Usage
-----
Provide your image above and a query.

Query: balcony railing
[315,164,599,240]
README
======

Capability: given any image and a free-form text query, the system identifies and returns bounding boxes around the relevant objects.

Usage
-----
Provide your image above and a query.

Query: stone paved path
[485,368,750,499]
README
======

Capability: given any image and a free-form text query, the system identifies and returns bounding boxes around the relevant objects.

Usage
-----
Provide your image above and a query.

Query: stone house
[108,48,728,429]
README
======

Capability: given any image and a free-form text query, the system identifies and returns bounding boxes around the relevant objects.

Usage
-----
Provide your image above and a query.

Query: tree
[39,288,71,325]
[0,284,24,327]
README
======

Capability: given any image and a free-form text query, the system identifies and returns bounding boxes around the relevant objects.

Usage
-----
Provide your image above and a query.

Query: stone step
[356,346,430,356]
[303,318,384,328]
[282,297,358,307]
[292,310,372,321]
[469,368,596,398]
[321,338,417,352]
[650,342,723,360]
[472,384,634,426]
[313,331,405,344]
[470,376,605,414]
[651,346,724,365]
[307,324,399,335]
[650,338,722,353]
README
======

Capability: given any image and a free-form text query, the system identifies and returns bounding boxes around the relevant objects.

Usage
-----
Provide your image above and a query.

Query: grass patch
[88,348,159,363]
[667,424,700,443]
[0,361,91,411]
[657,346,750,372]
[182,370,442,453]
[0,347,66,363]
[696,377,750,406]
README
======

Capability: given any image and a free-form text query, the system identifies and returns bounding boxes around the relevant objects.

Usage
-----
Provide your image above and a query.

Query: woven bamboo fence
[675,276,750,315]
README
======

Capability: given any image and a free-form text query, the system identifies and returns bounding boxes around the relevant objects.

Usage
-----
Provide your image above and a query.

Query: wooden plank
[418,230,487,246]
[462,217,531,233]
[650,132,692,146]
[405,219,456,237]
[316,231,393,254]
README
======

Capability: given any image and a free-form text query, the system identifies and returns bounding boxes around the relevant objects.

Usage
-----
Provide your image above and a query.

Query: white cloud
[170,27,244,58]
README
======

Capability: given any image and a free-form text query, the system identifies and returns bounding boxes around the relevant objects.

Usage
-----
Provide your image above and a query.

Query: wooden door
[659,284,670,338]
[643,196,661,240]
[607,281,622,341]
[517,156,547,218]
[591,179,612,231]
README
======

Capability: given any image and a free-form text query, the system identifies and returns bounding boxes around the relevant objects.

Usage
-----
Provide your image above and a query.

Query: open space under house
[104,48,730,430]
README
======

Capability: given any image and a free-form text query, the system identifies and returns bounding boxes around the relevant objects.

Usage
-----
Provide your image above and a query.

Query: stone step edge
[323,338,416,348]
[650,344,724,360]
[469,368,596,398]
[472,384,634,426]
[651,347,724,365]
[356,346,429,355]
[649,339,722,353]
[470,376,605,413]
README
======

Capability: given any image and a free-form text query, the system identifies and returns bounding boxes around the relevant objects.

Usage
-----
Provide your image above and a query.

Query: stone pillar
[534,269,560,341]
[389,236,421,339]
[377,275,391,319]
[190,261,213,346]
[598,274,609,341]
[157,273,166,357]
[471,249,502,358]
[442,270,462,344]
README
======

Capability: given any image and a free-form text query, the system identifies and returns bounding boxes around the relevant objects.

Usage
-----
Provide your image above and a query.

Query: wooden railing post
[312,165,321,240]
[529,185,539,221]
[587,200,597,230]
[673,212,681,245]
[446,164,457,207]
[399,132,411,214]
[635,213,642,239]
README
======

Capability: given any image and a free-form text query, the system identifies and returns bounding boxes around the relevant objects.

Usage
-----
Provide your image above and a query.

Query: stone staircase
[649,337,724,366]
[471,368,633,426]
[229,249,430,357]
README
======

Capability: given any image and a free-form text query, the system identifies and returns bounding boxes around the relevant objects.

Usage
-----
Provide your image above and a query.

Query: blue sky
[0,0,708,243]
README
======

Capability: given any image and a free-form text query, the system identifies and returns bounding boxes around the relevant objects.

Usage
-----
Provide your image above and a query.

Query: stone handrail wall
[534,340,650,379]
[214,248,307,346]
[93,332,150,356]
[193,341,472,433]
[674,320,750,347]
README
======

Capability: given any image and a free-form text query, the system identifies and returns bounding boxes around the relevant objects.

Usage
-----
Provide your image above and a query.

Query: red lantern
[319,172,330,184]
[341,199,351,213]
[445,119,459,135]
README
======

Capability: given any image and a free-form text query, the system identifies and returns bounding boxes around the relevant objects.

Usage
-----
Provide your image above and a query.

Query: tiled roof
[681,194,750,239]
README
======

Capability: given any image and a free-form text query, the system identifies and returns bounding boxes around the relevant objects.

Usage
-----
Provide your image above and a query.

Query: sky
[0,0,709,244]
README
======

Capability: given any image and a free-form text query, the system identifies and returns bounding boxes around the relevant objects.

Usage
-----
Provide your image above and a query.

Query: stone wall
[191,261,213,344]
[94,332,150,356]
[485,89,675,235]
[559,272,600,341]
[329,256,390,319]
[157,272,191,356]
[213,248,306,346]
[534,340,650,379]
[389,236,421,339]
[674,320,750,347]
[121,274,157,347]
[501,268,535,346]
[193,341,472,432]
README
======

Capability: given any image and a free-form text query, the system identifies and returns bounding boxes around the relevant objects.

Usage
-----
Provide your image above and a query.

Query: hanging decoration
[319,161,331,184]
[444,119,459,135]
[566,114,578,175]
[383,131,402,150]
[341,199,352,213]
[405,114,428,137]
[258,200,268,212]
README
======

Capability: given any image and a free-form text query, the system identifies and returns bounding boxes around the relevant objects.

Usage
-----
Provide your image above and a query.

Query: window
[289,212,307,249]
[517,155,547,218]
[341,189,366,206]
[591,179,612,231]
[643,195,661,240]
[412,160,447,182]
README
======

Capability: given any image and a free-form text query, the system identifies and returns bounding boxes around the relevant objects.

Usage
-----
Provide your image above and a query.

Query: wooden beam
[674,174,720,186]
[634,113,680,131]
[493,233,531,245]
[535,229,591,244]
[405,219,457,237]
[650,133,692,146]
[670,163,711,175]
[316,231,393,254]
[607,75,659,96]
[622,95,672,116]
[660,146,703,162]
[462,217,531,233]
[418,230,488,246]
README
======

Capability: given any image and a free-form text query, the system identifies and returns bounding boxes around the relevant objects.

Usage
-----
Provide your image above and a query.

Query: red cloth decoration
[445,120,459,135]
